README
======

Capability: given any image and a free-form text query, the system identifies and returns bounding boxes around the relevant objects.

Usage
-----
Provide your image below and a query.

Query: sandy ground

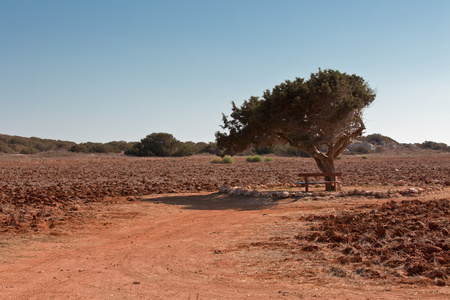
[1,191,449,299]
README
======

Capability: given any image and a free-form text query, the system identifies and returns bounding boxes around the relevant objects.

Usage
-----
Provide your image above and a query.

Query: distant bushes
[0,133,218,156]
[2,132,447,157]
[0,134,76,155]
[360,133,398,145]
[420,141,449,151]
[246,155,263,162]
[69,141,136,154]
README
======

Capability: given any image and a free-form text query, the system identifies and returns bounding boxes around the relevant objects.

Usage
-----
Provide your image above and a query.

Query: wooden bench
[295,172,342,192]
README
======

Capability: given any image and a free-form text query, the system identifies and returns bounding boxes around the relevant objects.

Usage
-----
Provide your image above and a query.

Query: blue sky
[1,0,449,144]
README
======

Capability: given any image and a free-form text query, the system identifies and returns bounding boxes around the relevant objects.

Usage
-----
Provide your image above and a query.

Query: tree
[124,132,194,157]
[216,69,376,190]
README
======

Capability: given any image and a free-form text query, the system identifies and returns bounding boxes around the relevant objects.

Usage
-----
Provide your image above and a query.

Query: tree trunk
[312,153,338,191]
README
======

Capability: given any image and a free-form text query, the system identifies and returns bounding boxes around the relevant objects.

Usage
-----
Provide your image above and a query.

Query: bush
[246,155,263,162]
[210,157,223,164]
[222,156,234,164]
[255,146,273,155]
[125,133,194,157]
[20,147,39,155]
[355,146,370,154]
[362,155,368,159]
[421,141,448,151]
[265,157,274,162]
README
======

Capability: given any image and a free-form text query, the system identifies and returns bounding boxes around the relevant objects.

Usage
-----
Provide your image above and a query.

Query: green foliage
[265,157,274,162]
[19,147,39,155]
[211,156,234,164]
[0,143,15,154]
[124,133,194,157]
[222,156,234,164]
[0,134,76,154]
[216,69,376,174]
[362,155,369,159]
[421,141,448,151]
[246,155,263,162]
[354,146,370,154]
[255,146,273,155]
[210,157,224,164]
[69,141,136,154]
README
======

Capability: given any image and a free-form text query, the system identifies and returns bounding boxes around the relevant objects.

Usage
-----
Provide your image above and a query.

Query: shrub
[20,147,39,155]
[246,155,263,162]
[210,157,223,164]
[355,146,370,154]
[255,146,273,155]
[362,155,368,159]
[265,157,274,162]
[421,141,448,151]
[222,156,234,164]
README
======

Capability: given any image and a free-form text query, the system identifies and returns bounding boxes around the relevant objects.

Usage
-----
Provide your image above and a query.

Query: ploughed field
[0,153,449,297]
[1,154,449,233]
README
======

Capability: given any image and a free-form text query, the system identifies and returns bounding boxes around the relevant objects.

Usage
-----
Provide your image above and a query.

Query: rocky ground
[1,153,448,233]
[0,152,449,298]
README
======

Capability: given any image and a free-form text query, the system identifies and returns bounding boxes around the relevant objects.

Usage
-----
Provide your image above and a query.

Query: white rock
[277,191,290,198]
[408,188,419,194]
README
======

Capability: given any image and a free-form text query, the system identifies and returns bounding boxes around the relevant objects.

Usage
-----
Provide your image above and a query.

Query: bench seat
[295,172,342,192]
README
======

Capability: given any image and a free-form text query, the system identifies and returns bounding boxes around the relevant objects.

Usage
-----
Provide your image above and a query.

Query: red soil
[0,153,449,299]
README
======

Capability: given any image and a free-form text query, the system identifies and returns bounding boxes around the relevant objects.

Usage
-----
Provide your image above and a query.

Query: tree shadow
[138,193,281,211]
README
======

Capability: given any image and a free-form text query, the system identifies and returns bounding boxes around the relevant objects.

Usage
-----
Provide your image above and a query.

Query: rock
[219,185,229,193]
[227,189,236,196]
[69,205,80,211]
[408,188,419,194]
[374,192,385,199]
[394,180,406,186]
[277,191,290,198]
[235,188,244,195]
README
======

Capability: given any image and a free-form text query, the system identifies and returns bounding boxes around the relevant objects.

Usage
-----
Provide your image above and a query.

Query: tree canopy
[216,69,376,188]
[125,132,195,157]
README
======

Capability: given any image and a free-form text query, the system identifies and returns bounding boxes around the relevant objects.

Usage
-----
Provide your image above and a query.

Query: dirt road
[0,193,449,299]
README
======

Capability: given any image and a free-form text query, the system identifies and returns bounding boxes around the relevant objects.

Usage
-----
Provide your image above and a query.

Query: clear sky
[1,0,449,144]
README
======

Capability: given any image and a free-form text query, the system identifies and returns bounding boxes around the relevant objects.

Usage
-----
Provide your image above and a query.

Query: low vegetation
[1,133,448,157]
[211,156,234,164]
[246,155,263,162]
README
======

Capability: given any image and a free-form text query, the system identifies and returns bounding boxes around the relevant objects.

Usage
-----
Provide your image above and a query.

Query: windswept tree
[216,69,376,190]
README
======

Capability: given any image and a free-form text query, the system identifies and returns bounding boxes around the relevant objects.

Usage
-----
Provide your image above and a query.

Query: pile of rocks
[219,185,435,199]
